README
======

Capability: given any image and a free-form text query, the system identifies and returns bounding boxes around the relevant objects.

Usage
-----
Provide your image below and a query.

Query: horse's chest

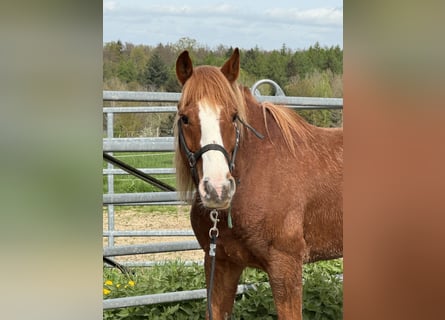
[216,233,267,269]
[220,238,248,262]
[203,229,257,265]
[190,211,266,267]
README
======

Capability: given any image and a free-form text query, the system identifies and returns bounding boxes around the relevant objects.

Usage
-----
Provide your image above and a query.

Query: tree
[241,47,267,79]
[141,53,169,90]
[129,45,149,77]
[103,40,123,63]
[103,40,343,95]
[103,41,124,80]
[173,37,198,53]
[288,51,314,79]
[325,45,343,74]
[264,50,289,87]
[117,60,137,83]
[307,42,328,70]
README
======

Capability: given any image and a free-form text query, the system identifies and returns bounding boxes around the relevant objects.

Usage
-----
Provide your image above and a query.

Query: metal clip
[208,209,219,238]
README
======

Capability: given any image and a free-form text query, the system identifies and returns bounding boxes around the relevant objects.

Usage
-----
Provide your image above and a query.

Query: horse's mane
[174,72,314,202]
[177,66,247,120]
[242,87,314,156]
[261,102,314,155]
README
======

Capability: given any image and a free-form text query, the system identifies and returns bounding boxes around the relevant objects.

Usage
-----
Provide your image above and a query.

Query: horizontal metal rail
[103,192,180,205]
[103,283,259,310]
[103,241,201,257]
[103,91,343,109]
[103,106,177,113]
[113,201,183,206]
[104,260,204,268]
[103,137,174,152]
[103,91,181,102]
[258,95,343,109]
[103,168,175,175]
[103,230,195,237]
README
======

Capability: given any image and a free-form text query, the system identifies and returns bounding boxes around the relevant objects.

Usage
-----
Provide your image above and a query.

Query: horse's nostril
[203,178,211,195]
[228,177,236,196]
[202,177,235,203]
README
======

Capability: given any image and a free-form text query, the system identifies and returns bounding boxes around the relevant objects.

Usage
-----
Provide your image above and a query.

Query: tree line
[103,37,343,134]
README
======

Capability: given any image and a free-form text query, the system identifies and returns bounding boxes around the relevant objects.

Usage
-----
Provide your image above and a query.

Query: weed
[103,259,343,319]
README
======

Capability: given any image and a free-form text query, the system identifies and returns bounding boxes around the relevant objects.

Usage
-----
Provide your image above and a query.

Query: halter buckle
[187,153,196,168]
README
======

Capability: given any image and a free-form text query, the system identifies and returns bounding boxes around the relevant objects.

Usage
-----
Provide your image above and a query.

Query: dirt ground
[103,206,204,264]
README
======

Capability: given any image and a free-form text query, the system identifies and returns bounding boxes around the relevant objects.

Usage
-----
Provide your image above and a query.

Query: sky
[103,0,343,51]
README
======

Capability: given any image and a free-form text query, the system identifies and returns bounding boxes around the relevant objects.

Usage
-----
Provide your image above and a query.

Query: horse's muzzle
[199,176,236,209]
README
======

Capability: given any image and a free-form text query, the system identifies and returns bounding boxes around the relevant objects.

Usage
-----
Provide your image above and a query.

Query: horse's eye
[232,113,238,122]
[181,115,189,125]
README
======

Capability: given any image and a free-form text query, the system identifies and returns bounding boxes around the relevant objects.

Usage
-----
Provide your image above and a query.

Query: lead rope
[207,209,219,320]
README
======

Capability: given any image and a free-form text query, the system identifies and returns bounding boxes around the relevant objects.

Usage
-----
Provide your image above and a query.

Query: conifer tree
[141,53,169,89]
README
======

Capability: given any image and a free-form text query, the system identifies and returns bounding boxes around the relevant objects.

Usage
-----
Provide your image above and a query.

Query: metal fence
[102,80,343,309]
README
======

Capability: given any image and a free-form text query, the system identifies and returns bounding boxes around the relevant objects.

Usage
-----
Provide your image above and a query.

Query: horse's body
[175,49,342,320]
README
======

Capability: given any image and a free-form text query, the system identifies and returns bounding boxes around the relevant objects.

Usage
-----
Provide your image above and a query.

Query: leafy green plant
[302,260,343,320]
[103,259,342,319]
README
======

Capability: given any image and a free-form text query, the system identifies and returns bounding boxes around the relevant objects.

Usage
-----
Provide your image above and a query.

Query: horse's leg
[267,249,305,320]
[204,254,244,320]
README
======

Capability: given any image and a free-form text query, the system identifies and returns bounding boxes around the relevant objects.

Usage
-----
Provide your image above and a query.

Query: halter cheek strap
[177,115,263,186]
[177,119,240,186]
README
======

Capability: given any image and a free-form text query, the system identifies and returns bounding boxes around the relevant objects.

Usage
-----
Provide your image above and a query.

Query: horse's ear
[221,48,240,83]
[176,50,193,85]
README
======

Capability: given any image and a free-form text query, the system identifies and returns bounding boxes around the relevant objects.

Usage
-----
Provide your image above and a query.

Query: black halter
[177,117,241,186]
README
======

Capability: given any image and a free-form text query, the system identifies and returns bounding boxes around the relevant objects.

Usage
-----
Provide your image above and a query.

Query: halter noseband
[177,118,240,186]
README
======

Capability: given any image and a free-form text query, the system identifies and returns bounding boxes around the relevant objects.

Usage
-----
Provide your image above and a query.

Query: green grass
[103,152,176,193]
[103,259,343,320]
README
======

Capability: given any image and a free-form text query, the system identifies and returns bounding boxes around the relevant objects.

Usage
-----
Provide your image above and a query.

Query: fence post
[106,111,115,247]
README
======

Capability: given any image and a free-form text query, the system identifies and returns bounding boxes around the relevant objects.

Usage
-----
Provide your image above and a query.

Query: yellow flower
[104,280,113,286]
[128,280,135,287]
[103,288,111,295]
[116,284,121,288]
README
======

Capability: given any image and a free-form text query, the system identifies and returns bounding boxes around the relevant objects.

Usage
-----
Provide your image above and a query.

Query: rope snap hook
[208,209,220,239]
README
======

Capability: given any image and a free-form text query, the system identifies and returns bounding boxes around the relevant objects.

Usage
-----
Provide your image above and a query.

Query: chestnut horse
[174,48,342,320]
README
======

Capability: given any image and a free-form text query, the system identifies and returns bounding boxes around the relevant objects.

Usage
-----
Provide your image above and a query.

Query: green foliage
[288,51,312,79]
[295,109,343,128]
[103,39,343,94]
[264,50,292,88]
[173,36,199,52]
[241,46,268,79]
[302,260,343,320]
[305,42,343,75]
[103,262,207,320]
[117,59,137,83]
[103,259,343,319]
[285,71,343,127]
[129,45,149,74]
[141,53,169,90]
[286,71,333,98]
[103,39,343,135]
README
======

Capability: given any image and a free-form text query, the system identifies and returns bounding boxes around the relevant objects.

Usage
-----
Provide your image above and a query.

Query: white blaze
[198,101,230,197]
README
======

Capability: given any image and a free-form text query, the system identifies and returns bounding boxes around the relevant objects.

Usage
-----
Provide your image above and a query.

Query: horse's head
[175,48,243,209]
